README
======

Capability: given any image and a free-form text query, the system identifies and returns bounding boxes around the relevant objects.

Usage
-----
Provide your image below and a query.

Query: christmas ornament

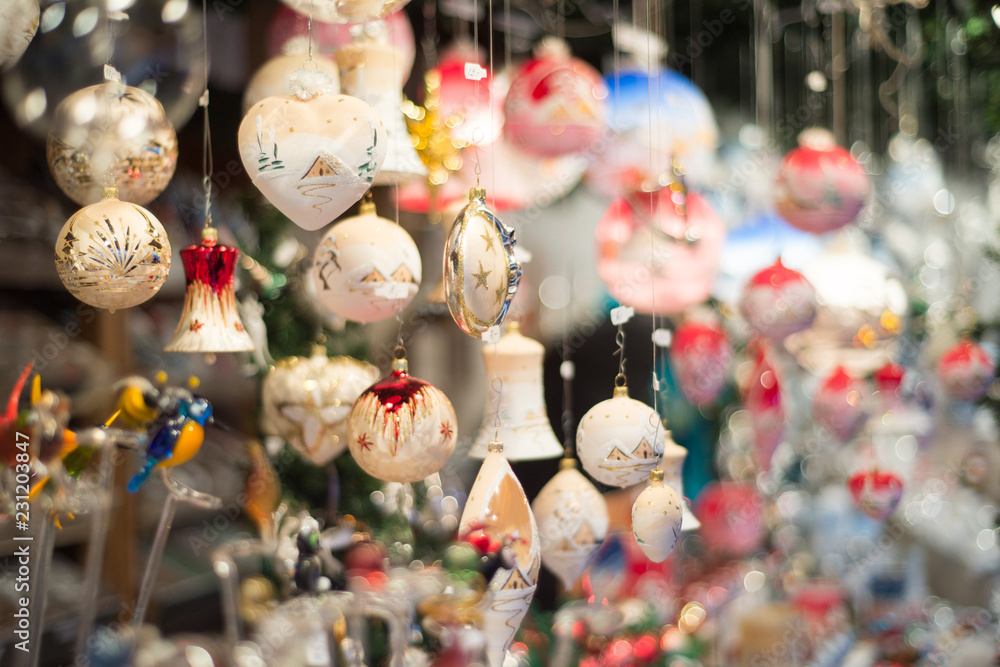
[693,482,766,555]
[669,316,732,405]
[595,186,724,316]
[433,48,504,147]
[337,37,426,184]
[812,366,867,441]
[165,227,255,353]
[631,469,683,563]
[576,379,665,488]
[531,457,609,589]
[937,339,995,402]
[0,0,37,67]
[128,393,213,491]
[47,82,179,206]
[311,197,421,324]
[245,441,282,539]
[740,259,818,341]
[847,469,904,520]
[659,432,700,531]
[237,71,385,231]
[503,37,607,158]
[262,347,379,466]
[774,129,870,234]
[743,342,784,470]
[470,322,563,460]
[459,441,540,667]
[54,185,171,312]
[444,188,522,338]
[279,0,411,25]
[346,348,458,483]
[243,54,341,112]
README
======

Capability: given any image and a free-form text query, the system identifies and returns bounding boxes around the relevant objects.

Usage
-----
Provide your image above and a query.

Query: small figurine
[293,522,323,596]
[128,393,213,492]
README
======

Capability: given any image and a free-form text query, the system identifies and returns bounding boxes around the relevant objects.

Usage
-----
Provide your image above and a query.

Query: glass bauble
[937,339,995,402]
[740,258,817,341]
[812,366,867,441]
[280,0,411,24]
[631,471,682,563]
[54,186,170,311]
[47,82,178,206]
[0,0,38,68]
[669,316,732,405]
[848,469,903,520]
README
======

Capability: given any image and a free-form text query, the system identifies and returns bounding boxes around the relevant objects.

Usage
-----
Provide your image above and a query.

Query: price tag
[513,246,532,264]
[107,10,129,21]
[652,328,673,348]
[610,305,634,325]
[482,326,502,343]
[464,62,487,81]
[560,360,576,380]
[652,376,661,391]
[374,283,411,299]
[199,90,210,107]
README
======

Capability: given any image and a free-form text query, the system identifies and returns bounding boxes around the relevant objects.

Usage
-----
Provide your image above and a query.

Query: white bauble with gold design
[576,382,665,488]
[0,0,38,67]
[243,54,341,112]
[532,458,608,589]
[263,348,379,466]
[460,441,540,667]
[632,469,683,563]
[311,198,421,323]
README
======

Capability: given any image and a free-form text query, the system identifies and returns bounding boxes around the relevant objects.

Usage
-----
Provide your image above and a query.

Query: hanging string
[488,0,496,200]
[614,325,627,383]
[201,0,213,226]
[646,0,662,469]
[555,0,574,459]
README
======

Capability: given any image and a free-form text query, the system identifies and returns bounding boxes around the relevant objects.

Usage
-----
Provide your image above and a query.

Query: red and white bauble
[743,342,784,470]
[812,366,867,442]
[848,469,904,520]
[433,49,504,147]
[503,38,607,158]
[741,259,818,341]
[774,129,870,234]
[937,339,995,402]
[346,353,457,483]
[669,316,732,405]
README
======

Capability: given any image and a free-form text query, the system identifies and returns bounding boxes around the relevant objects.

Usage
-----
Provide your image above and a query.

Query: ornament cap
[359,197,376,217]
[488,440,504,453]
[559,457,577,470]
[102,185,119,200]
[391,357,408,373]
[201,226,218,247]
[613,385,629,398]
[649,468,664,483]
[469,187,486,202]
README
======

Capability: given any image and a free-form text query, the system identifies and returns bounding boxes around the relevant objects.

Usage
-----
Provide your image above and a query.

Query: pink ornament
[848,469,903,520]
[503,39,607,158]
[743,342,784,470]
[694,482,766,556]
[434,50,503,147]
[937,339,995,402]
[595,189,724,316]
[741,259,818,341]
[812,366,868,441]
[669,317,732,405]
[774,130,870,234]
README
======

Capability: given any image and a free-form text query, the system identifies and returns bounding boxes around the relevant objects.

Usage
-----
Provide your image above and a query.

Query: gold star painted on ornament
[495,284,507,306]
[480,229,497,254]
[472,261,492,290]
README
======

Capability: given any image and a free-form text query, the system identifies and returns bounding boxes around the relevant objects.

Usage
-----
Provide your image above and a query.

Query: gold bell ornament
[631,468,683,563]
[459,440,540,667]
[469,321,563,460]
[531,457,609,590]
[164,226,255,353]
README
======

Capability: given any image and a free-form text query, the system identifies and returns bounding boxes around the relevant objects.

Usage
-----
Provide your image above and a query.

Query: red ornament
[937,339,995,402]
[694,482,766,556]
[812,366,867,441]
[741,258,818,341]
[848,469,904,520]
[743,342,784,470]
[874,362,904,395]
[669,317,732,404]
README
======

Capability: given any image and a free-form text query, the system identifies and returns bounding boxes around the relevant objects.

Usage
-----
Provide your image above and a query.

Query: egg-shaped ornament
[937,339,995,403]
[470,321,563,460]
[631,469,683,563]
[848,468,904,520]
[503,37,607,158]
[743,342,785,470]
[47,82,179,206]
[54,185,171,312]
[347,349,457,483]
[532,457,609,589]
[774,129,870,234]
[444,188,522,338]
[576,379,665,488]
[669,315,732,405]
[279,0,411,24]
[740,259,818,341]
[164,226,256,353]
[813,366,868,441]
[459,441,540,667]
[312,198,421,323]
[237,69,386,231]
[243,53,341,112]
[0,0,38,68]
[262,348,380,466]
[595,186,724,316]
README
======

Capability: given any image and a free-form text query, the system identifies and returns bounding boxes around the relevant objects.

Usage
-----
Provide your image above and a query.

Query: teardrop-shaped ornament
[631,469,683,563]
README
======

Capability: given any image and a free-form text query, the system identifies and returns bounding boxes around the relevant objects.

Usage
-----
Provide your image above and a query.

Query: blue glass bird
[128,396,213,492]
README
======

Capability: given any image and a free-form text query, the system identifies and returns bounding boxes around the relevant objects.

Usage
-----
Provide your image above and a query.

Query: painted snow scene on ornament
[238,93,386,231]
[576,388,666,488]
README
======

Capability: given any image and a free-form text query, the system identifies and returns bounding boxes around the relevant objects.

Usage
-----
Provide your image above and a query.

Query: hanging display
[47,82,178,206]
[54,185,171,312]
[237,71,386,231]
[532,457,609,589]
[311,197,422,323]
[631,469,683,563]
[469,322,563,460]
[740,259,818,341]
[444,188,522,338]
[346,349,458,483]
[668,315,732,405]
[164,227,255,353]
[459,441,540,667]
[262,348,380,466]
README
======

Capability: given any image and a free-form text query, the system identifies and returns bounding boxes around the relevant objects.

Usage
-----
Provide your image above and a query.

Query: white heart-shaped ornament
[238,93,386,230]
